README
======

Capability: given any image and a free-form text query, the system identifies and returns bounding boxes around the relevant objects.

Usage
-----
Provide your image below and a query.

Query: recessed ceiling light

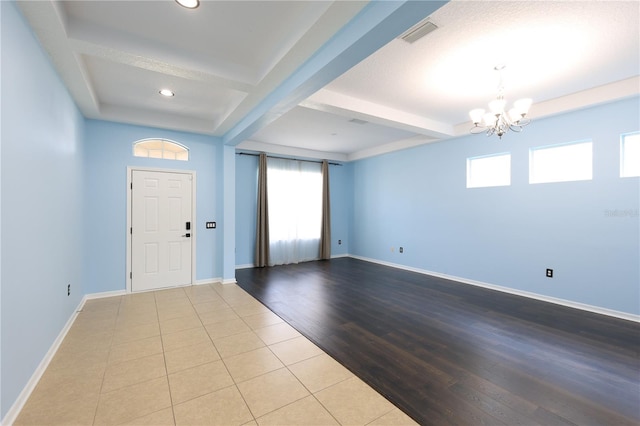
[159,89,175,97]
[175,0,199,9]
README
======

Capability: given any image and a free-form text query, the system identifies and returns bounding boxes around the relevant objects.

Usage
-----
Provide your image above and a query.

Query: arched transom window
[133,138,189,161]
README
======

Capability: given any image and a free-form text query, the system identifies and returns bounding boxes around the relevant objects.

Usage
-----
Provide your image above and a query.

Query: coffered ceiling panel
[82,55,247,132]
[61,1,336,85]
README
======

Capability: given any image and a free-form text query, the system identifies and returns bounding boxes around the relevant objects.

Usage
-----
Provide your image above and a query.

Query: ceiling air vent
[349,118,368,125]
[399,19,438,44]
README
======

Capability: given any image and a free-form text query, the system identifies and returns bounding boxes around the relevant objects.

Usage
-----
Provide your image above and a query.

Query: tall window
[267,158,322,266]
[467,153,511,188]
[530,140,592,184]
[133,138,189,161]
[621,132,640,177]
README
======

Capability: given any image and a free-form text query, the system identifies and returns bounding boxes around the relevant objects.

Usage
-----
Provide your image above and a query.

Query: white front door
[131,170,193,292]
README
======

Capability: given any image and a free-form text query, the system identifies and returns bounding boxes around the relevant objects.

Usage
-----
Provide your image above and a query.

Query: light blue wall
[1,1,85,418]
[329,162,353,256]
[235,154,258,266]
[222,146,236,281]
[84,120,224,293]
[234,155,352,265]
[0,0,4,414]
[351,97,640,315]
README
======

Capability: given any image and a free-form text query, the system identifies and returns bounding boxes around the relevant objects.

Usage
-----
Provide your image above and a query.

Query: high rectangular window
[529,140,592,184]
[621,132,640,177]
[466,153,511,188]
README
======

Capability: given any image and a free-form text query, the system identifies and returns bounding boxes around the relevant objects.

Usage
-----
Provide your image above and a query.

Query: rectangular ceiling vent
[399,19,438,44]
[349,118,368,125]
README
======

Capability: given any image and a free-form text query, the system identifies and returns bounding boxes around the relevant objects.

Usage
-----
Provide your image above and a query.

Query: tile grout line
[364,406,398,426]
[154,289,179,426]
[231,284,409,425]
[91,296,123,426]
[281,357,351,426]
[17,285,406,426]
[209,283,261,424]
[103,285,373,425]
[217,284,336,424]
[98,292,172,425]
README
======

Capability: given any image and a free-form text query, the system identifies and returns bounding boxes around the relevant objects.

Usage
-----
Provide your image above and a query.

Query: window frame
[133,138,189,161]
[529,139,593,184]
[466,152,512,189]
[620,131,640,178]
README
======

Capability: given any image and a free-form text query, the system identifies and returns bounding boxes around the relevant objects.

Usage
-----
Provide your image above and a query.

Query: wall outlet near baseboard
[67,284,71,296]
[399,247,404,253]
[546,269,553,278]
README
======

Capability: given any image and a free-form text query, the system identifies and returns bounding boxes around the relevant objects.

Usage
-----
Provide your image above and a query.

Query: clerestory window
[620,132,640,178]
[529,140,592,184]
[466,152,511,188]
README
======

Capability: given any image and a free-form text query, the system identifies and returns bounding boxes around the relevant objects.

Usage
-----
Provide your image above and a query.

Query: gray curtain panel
[255,153,270,267]
[320,159,331,260]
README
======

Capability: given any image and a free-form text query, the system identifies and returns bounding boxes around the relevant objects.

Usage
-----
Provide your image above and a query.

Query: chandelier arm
[471,125,487,134]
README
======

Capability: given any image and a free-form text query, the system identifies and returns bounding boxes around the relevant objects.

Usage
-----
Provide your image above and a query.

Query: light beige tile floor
[15,283,417,425]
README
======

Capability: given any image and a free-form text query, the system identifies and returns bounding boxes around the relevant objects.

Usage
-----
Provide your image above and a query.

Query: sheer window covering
[253,154,332,267]
[267,157,322,266]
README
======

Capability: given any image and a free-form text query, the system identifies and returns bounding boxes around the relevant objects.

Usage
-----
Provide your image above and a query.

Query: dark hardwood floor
[236,257,640,426]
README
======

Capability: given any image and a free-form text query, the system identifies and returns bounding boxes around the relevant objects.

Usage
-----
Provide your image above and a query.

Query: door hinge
[130,227,133,234]
[130,272,132,279]
[130,182,133,189]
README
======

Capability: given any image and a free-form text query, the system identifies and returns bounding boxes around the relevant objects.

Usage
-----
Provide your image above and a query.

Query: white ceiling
[17,1,640,162]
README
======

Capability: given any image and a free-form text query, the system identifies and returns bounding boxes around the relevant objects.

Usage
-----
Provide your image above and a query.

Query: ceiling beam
[301,89,454,139]
[222,0,449,146]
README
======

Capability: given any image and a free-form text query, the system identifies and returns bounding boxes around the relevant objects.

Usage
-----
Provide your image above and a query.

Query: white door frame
[126,166,197,293]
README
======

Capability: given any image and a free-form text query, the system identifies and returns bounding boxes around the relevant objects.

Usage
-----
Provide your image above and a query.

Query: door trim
[126,166,197,293]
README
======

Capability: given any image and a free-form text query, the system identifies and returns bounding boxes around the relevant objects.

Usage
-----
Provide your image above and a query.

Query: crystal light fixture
[469,65,532,139]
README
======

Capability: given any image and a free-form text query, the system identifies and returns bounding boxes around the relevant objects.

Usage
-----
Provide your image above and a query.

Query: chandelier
[469,65,532,139]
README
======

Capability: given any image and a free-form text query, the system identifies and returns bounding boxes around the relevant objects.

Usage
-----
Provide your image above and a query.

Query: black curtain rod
[236,152,342,166]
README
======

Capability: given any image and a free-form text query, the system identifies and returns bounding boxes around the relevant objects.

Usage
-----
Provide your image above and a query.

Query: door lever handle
[181,233,191,238]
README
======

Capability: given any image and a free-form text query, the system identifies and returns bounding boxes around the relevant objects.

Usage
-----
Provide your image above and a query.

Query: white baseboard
[235,256,349,269]
[3,289,133,425]
[2,295,88,426]
[235,264,255,270]
[195,278,221,286]
[349,255,640,323]
[222,278,237,285]
[85,289,126,300]
[330,253,350,259]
